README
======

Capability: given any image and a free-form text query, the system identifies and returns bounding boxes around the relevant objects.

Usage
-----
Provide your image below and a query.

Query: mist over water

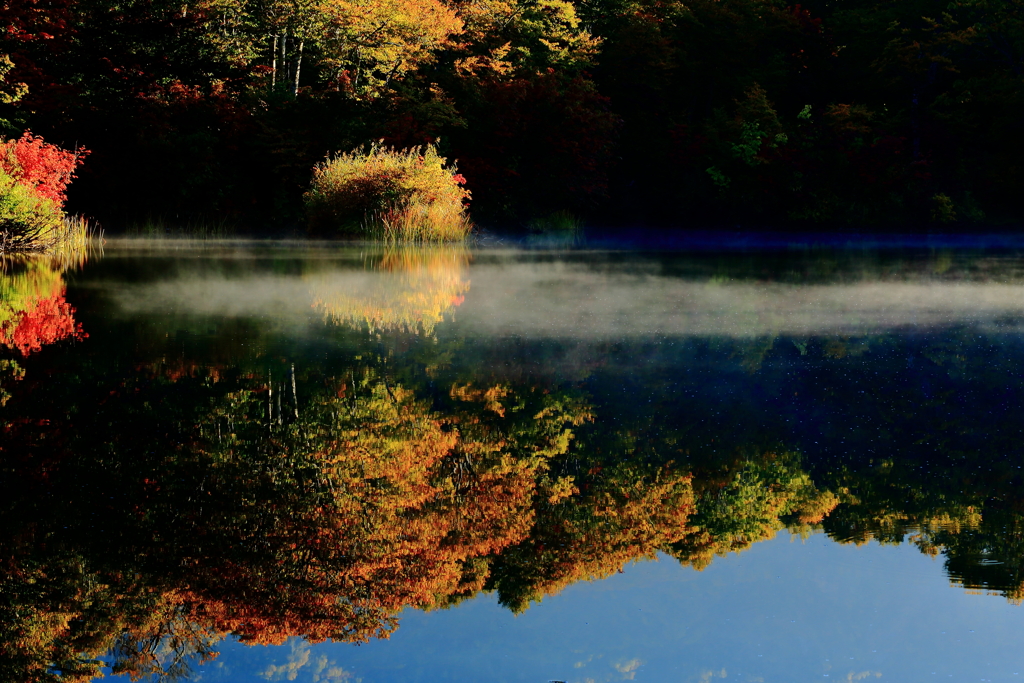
[93,243,1024,337]
[6,239,1024,683]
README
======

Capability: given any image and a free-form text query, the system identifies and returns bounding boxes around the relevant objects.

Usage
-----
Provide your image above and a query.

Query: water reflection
[310,246,470,335]
[3,242,1024,681]
[0,353,831,681]
[0,257,87,355]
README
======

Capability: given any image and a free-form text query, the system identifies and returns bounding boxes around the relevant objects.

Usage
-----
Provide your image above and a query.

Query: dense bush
[0,132,86,253]
[0,168,62,252]
[450,71,619,222]
[305,143,471,241]
[0,132,84,205]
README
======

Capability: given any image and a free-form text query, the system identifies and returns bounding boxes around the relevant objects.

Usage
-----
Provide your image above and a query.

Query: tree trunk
[280,31,289,87]
[290,363,299,418]
[293,39,304,95]
[267,373,273,425]
[271,34,278,87]
[354,48,362,91]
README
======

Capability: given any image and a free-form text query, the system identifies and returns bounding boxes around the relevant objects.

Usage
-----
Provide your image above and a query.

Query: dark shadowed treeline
[1,0,1022,229]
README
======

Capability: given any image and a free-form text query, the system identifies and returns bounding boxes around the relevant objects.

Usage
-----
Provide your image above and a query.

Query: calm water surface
[3,238,1024,682]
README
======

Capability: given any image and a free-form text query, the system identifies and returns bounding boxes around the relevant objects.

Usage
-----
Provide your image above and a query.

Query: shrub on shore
[0,132,87,254]
[305,143,471,241]
[0,169,62,252]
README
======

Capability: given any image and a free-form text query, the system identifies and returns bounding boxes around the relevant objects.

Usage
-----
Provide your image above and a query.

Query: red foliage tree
[0,131,88,206]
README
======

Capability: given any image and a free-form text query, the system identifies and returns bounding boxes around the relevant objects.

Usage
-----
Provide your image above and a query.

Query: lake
[3,237,1024,682]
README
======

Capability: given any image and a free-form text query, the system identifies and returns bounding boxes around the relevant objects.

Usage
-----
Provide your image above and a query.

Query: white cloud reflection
[259,640,352,683]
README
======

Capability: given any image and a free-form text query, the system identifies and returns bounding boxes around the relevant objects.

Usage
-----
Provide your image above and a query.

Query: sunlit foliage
[316,0,463,97]
[669,453,839,571]
[0,134,88,253]
[305,142,471,239]
[309,244,470,333]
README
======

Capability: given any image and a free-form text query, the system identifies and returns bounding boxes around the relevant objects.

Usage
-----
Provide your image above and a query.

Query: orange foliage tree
[0,351,845,682]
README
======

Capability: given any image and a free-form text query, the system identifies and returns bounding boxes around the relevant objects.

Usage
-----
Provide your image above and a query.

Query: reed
[123,215,235,239]
[368,197,474,243]
[47,215,104,271]
[524,210,585,247]
[526,210,584,236]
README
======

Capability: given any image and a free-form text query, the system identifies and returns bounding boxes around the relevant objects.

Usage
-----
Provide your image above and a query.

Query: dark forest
[2,0,1021,232]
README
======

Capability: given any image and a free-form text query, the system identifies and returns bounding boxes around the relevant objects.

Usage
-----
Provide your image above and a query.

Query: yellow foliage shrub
[305,142,471,241]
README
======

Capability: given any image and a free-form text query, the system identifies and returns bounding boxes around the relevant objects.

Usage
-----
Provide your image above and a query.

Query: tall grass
[0,216,103,271]
[368,198,474,243]
[48,215,104,271]
[524,210,585,247]
[123,215,235,239]
[305,142,472,242]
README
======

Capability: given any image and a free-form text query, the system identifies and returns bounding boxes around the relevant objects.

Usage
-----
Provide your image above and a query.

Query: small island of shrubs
[305,143,472,242]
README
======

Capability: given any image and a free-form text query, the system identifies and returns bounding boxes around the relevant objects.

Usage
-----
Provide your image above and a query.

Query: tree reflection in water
[0,349,835,682]
[1,256,87,357]
[4,245,1024,682]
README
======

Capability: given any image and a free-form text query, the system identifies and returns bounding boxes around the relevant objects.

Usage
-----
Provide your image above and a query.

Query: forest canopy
[1,0,1020,230]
